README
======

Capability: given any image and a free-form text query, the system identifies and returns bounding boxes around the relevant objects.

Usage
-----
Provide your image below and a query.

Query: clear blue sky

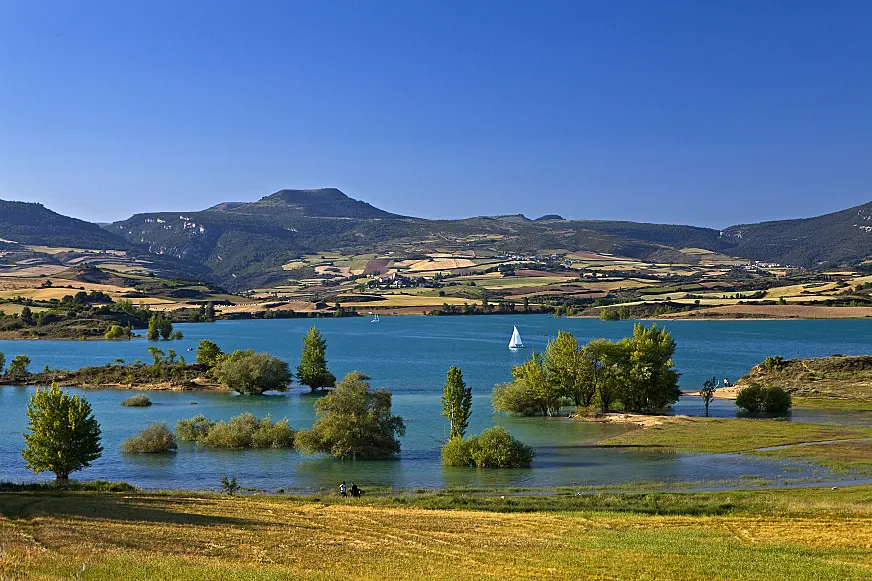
[1,1,870,227]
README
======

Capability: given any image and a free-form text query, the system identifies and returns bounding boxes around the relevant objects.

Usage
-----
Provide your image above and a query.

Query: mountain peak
[251,188,405,219]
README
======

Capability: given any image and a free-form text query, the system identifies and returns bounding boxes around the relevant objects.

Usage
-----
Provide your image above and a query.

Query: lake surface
[1,316,870,491]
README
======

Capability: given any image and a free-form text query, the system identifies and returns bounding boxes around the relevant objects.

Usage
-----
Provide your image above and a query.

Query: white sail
[508,326,523,349]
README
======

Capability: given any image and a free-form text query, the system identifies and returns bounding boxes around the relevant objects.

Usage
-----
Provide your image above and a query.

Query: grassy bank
[596,417,872,453]
[737,355,872,410]
[2,486,872,580]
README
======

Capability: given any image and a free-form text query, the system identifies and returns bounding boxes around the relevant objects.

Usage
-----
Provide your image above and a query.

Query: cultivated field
[1,486,871,580]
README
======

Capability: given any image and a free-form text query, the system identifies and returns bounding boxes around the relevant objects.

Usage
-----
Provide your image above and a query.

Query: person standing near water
[339,481,347,497]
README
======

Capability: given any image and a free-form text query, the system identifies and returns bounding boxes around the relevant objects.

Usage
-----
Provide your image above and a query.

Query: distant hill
[0,200,130,249]
[5,189,872,291]
[722,201,872,267]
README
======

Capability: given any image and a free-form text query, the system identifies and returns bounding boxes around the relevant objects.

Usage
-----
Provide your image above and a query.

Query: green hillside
[5,190,872,291]
[0,200,130,249]
[723,201,872,267]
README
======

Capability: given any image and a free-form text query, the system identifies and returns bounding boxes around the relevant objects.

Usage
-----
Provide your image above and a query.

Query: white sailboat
[508,326,524,349]
[370,314,380,323]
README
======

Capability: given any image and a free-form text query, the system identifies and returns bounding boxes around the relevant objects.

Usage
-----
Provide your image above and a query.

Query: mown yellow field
[1,488,871,581]
[406,258,476,271]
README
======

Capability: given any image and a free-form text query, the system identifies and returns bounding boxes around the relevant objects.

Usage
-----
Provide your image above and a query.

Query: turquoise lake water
[0,316,870,491]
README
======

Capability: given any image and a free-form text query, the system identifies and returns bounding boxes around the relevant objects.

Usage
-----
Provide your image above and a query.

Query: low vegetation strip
[1,487,871,580]
[596,417,872,454]
[755,440,872,474]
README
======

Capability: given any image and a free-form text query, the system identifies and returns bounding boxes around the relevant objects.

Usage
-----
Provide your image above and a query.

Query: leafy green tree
[205,302,216,322]
[147,346,166,366]
[442,366,472,439]
[700,376,718,417]
[590,339,628,413]
[493,351,567,416]
[492,379,544,416]
[8,354,31,382]
[21,383,103,481]
[196,340,223,367]
[20,306,33,325]
[295,371,406,459]
[296,325,336,392]
[147,314,173,341]
[543,331,597,408]
[622,323,681,411]
[104,325,126,340]
[210,350,292,395]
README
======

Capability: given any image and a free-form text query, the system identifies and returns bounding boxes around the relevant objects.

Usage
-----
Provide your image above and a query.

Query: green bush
[120,422,177,453]
[441,427,534,468]
[210,350,292,394]
[736,384,792,413]
[762,355,785,371]
[177,412,294,448]
[175,414,216,441]
[120,394,152,407]
[440,436,474,466]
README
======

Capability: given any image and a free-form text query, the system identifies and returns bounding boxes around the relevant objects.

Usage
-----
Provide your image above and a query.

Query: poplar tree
[442,366,472,439]
[22,382,102,481]
[296,325,336,392]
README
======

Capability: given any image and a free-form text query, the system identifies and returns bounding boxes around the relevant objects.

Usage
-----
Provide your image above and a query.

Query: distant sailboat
[508,326,524,349]
[371,314,380,323]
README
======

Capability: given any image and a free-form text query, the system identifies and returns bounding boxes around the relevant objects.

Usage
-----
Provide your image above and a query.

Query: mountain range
[1,189,871,289]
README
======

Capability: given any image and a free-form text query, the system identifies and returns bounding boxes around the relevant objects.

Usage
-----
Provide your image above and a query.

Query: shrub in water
[440,436,474,466]
[736,384,792,413]
[762,385,792,413]
[469,426,535,468]
[176,414,216,441]
[120,422,177,453]
[250,416,295,448]
[178,412,294,449]
[201,413,259,448]
[441,426,534,468]
[120,394,152,407]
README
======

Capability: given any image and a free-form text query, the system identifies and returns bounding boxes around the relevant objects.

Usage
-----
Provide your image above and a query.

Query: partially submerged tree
[210,350,292,395]
[196,340,223,367]
[296,326,336,392]
[441,426,534,468]
[700,376,718,417]
[491,324,680,416]
[493,351,567,416]
[442,366,472,439]
[8,354,31,382]
[295,371,405,459]
[147,314,173,341]
[22,382,103,481]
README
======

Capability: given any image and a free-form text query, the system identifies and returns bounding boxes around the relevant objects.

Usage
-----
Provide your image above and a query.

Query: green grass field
[2,485,872,580]
[596,417,872,453]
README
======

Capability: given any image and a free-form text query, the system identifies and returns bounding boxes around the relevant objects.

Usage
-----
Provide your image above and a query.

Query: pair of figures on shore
[339,481,363,498]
